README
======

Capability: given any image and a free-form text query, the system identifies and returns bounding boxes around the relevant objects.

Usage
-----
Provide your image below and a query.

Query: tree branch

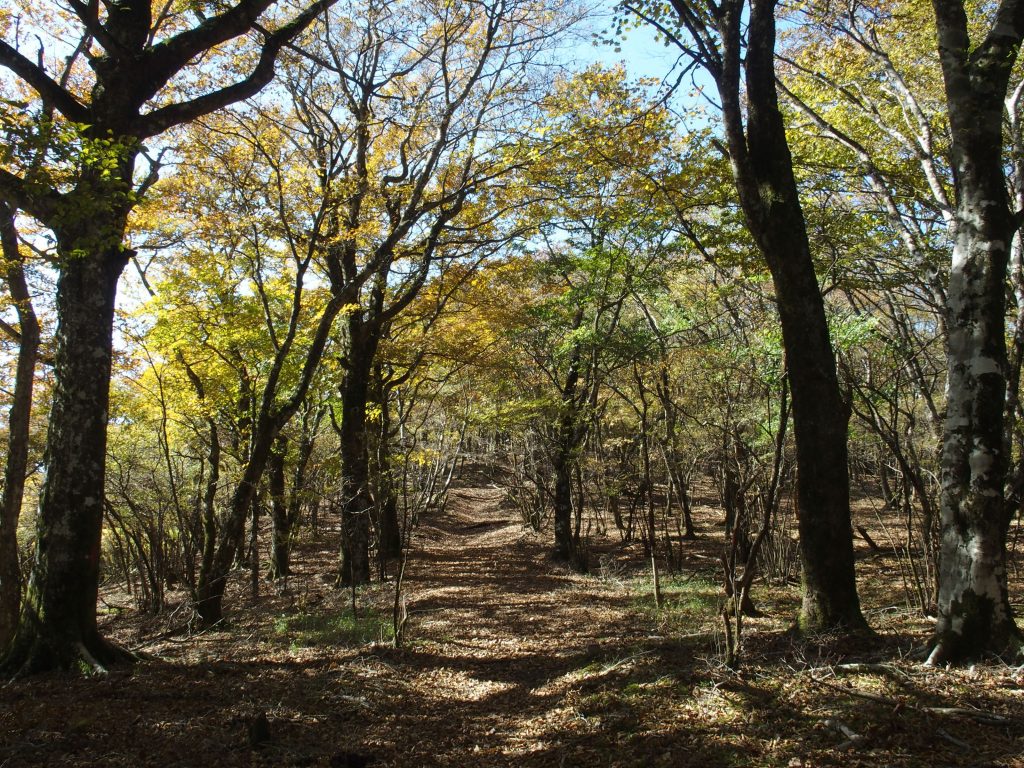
[0,169,61,223]
[133,0,337,137]
[0,41,90,123]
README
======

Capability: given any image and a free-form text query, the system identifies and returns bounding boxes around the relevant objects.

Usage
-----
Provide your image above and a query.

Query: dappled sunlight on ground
[1,484,1023,766]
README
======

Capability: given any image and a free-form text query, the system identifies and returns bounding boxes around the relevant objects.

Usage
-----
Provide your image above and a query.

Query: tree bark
[927,0,1024,663]
[2,234,133,673]
[370,368,402,560]
[668,0,867,631]
[551,354,587,569]
[0,206,39,654]
[268,439,290,580]
[338,323,377,586]
[552,450,575,562]
[745,6,865,631]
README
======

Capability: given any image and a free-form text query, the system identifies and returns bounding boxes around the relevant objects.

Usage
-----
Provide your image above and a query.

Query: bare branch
[133,0,337,137]
[0,41,90,123]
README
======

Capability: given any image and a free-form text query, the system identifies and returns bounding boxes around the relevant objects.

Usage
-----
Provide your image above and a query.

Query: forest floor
[2,484,1024,767]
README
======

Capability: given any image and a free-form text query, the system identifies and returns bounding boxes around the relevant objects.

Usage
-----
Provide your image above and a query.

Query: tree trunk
[268,440,290,580]
[197,421,220,600]
[338,326,377,586]
[550,307,588,570]
[0,206,39,654]
[248,492,261,601]
[925,0,1024,664]
[552,450,574,562]
[930,188,1019,658]
[2,238,133,674]
[371,370,402,560]
[195,417,277,626]
[713,0,866,632]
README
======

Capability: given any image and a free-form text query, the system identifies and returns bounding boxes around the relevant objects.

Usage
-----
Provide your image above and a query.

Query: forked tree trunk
[195,419,277,626]
[926,0,1024,663]
[2,236,133,674]
[0,206,39,653]
[551,308,588,569]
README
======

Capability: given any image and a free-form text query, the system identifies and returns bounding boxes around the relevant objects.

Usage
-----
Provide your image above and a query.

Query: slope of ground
[1,486,1023,767]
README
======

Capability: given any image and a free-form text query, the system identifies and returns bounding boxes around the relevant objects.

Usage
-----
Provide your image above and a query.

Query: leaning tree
[621,0,868,632]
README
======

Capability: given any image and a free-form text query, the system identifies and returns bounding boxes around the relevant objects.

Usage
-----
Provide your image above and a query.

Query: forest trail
[0,486,704,768]
[3,486,1023,768]
[357,485,683,766]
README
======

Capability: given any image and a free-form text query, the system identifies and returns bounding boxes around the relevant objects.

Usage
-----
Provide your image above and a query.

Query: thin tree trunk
[195,419,277,625]
[268,439,291,580]
[372,369,402,560]
[552,308,586,569]
[552,451,575,562]
[0,206,39,653]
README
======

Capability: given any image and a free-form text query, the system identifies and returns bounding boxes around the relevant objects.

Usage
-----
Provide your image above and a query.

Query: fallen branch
[834,662,911,677]
[811,676,1014,725]
[935,727,970,751]
[824,718,865,750]
[855,526,881,553]
[926,707,1012,726]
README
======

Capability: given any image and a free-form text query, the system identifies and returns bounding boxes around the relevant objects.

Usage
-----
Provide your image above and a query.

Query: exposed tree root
[1,630,137,680]
[925,627,1024,668]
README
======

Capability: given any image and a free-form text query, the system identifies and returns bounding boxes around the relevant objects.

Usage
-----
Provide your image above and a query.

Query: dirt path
[357,486,676,766]
[0,487,695,768]
[6,486,1019,767]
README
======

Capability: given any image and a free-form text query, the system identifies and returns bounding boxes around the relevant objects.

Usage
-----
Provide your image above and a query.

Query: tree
[0,204,40,652]
[0,0,336,674]
[285,0,566,585]
[129,102,354,624]
[781,0,1024,659]
[513,67,685,567]
[926,0,1024,663]
[624,0,868,631]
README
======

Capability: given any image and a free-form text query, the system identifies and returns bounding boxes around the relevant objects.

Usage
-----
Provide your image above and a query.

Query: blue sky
[565,4,686,84]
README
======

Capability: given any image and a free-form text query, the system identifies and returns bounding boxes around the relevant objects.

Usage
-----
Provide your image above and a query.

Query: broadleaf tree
[620,0,868,632]
[0,0,337,675]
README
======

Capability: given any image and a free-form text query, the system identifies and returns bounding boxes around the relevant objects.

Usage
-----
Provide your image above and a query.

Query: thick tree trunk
[2,240,133,674]
[338,327,377,586]
[377,490,402,561]
[930,192,1019,660]
[0,206,39,654]
[926,0,1024,664]
[712,0,866,632]
[772,244,864,632]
